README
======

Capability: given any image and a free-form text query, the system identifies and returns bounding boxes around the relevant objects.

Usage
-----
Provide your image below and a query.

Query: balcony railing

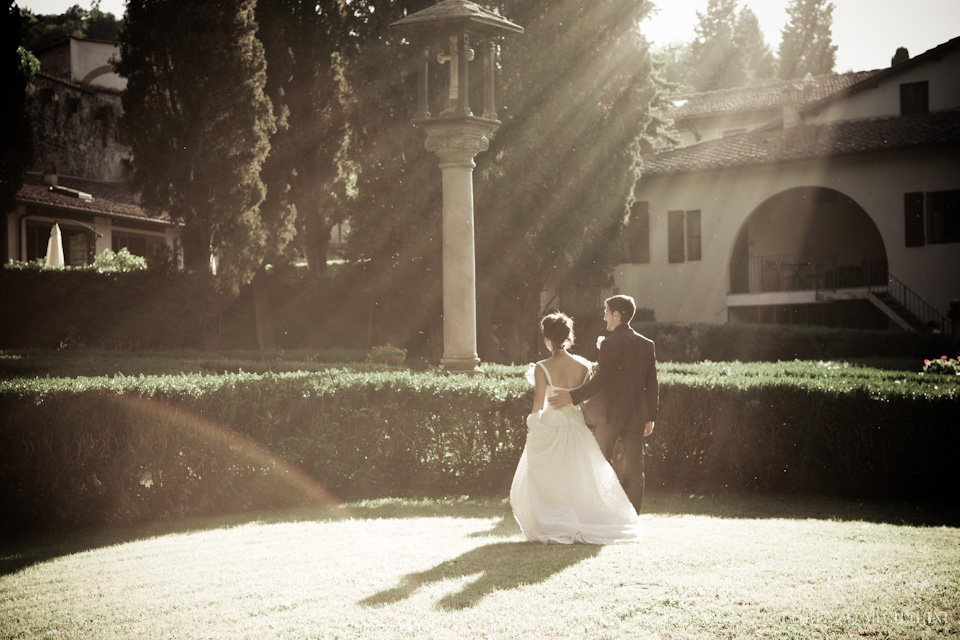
[730,252,951,334]
[730,252,884,294]
[865,261,951,334]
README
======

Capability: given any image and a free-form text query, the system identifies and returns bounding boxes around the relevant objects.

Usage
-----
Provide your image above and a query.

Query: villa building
[607,36,960,334]
[3,36,178,268]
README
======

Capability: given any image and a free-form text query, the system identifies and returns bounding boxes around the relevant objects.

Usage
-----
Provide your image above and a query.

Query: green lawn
[2,493,957,639]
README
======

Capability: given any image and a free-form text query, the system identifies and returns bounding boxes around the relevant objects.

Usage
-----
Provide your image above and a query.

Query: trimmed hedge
[5,266,956,361]
[647,362,960,500]
[0,265,378,352]
[0,348,370,379]
[1,360,957,535]
[631,321,957,363]
[0,368,530,534]
[0,269,214,349]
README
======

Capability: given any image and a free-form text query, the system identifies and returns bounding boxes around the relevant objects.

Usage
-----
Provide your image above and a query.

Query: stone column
[420,119,497,374]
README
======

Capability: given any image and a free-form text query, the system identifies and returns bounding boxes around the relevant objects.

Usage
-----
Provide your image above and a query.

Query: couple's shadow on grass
[361,529,600,610]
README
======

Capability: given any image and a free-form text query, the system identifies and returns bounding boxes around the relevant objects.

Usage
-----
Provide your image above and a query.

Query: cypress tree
[257,0,351,273]
[735,6,776,86]
[687,0,746,92]
[778,0,837,79]
[116,0,275,297]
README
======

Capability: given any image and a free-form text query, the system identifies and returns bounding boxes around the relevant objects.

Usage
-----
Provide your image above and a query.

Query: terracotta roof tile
[667,70,884,120]
[641,110,960,177]
[16,174,172,225]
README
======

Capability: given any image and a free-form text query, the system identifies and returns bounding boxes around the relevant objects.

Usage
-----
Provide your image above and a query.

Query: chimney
[781,84,804,130]
[43,161,58,187]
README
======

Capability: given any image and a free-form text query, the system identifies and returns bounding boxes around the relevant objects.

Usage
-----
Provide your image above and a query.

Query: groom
[549,294,658,513]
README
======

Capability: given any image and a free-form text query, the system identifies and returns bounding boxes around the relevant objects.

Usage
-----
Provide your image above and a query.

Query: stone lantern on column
[390,0,522,375]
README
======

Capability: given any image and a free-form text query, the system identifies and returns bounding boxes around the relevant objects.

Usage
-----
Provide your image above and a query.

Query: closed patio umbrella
[44,223,64,267]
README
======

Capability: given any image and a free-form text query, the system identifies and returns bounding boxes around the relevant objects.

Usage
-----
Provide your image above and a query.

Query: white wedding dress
[510,360,642,544]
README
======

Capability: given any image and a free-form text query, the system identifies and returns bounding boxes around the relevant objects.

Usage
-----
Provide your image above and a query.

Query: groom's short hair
[605,295,636,323]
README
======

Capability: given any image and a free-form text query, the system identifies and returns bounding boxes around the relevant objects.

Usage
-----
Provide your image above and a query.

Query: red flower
[924,359,931,365]
[941,355,948,360]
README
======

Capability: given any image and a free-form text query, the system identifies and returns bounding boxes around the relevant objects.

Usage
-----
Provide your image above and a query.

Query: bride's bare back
[541,351,589,389]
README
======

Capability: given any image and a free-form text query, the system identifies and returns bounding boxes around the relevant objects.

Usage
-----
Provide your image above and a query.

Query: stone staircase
[867,290,928,332]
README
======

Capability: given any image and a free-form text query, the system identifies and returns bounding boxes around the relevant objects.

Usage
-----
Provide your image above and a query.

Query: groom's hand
[644,421,654,437]
[549,390,573,408]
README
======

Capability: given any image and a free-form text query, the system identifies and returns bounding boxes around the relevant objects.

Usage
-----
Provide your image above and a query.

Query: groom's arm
[645,341,659,424]
[549,342,613,408]
[569,337,616,405]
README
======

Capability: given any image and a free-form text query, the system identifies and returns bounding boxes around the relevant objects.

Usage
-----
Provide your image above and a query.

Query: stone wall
[27,74,131,183]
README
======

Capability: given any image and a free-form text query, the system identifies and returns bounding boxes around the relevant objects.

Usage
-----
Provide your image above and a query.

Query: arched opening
[728,187,892,330]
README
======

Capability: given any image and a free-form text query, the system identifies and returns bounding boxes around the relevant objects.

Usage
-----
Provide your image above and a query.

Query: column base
[441,356,485,376]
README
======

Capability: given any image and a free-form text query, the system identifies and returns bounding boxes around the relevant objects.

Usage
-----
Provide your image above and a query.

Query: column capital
[416,115,500,161]
[424,133,489,156]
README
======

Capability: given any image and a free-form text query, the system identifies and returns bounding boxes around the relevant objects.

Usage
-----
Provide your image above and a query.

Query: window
[65,230,89,265]
[113,233,168,265]
[904,192,924,247]
[24,221,93,265]
[25,221,52,262]
[900,81,929,116]
[926,189,960,244]
[624,201,650,264]
[686,210,701,261]
[668,210,685,263]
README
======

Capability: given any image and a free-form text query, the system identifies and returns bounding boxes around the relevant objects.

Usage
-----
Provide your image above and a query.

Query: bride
[510,311,641,544]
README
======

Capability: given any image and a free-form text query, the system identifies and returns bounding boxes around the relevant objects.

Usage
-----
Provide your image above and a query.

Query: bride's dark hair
[541,311,575,352]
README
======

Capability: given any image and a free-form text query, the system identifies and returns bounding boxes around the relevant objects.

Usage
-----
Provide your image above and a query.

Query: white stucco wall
[69,39,125,91]
[673,108,780,148]
[809,45,960,124]
[612,145,960,323]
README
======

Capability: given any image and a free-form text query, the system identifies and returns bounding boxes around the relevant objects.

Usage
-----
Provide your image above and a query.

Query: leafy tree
[337,0,444,356]
[687,0,746,92]
[250,0,352,349]
[1,0,32,230]
[735,6,776,85]
[651,41,693,94]
[256,0,350,273]
[19,2,121,49]
[116,0,274,302]
[778,0,837,79]
[341,0,666,362]
[84,1,123,41]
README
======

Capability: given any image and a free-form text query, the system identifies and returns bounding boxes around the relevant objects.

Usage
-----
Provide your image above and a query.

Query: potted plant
[370,344,407,365]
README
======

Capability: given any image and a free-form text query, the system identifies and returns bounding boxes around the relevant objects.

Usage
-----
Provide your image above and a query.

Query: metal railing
[730,252,951,334]
[730,252,877,294]
[864,260,950,334]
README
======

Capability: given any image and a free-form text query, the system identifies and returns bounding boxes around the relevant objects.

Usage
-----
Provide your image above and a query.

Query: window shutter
[904,192,924,247]
[626,201,650,264]
[686,210,701,261]
[668,210,685,263]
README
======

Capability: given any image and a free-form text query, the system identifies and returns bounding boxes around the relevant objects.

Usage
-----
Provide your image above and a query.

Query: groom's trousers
[594,421,645,514]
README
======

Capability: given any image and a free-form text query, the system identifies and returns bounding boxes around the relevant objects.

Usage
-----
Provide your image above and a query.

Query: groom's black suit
[570,323,658,511]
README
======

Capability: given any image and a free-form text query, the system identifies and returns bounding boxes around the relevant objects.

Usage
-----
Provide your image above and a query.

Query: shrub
[92,248,148,272]
[922,355,960,375]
